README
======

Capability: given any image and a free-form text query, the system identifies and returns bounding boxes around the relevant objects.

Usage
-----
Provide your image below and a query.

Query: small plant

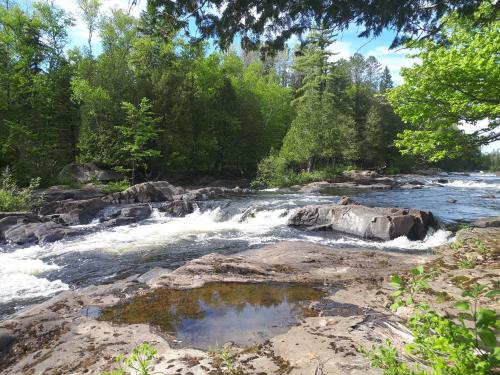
[101,180,130,194]
[473,239,488,254]
[101,342,157,375]
[457,256,477,269]
[450,239,464,251]
[389,266,431,311]
[370,279,500,375]
[0,166,40,211]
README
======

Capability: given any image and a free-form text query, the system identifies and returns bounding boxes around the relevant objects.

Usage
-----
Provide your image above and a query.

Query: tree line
[0,1,493,187]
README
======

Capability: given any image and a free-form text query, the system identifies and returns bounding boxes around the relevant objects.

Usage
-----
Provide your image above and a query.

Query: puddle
[99,282,325,349]
[79,306,102,318]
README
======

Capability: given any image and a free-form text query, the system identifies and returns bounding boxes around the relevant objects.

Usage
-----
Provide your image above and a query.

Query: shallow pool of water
[99,282,325,349]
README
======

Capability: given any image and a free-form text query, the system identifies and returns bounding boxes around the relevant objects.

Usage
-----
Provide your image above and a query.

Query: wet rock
[338,196,357,205]
[101,205,152,227]
[35,186,104,203]
[159,200,195,217]
[436,179,449,184]
[447,199,457,204]
[104,181,184,204]
[342,170,379,181]
[40,198,109,225]
[288,204,436,241]
[4,222,80,245]
[471,217,500,228]
[0,333,15,361]
[0,214,41,241]
[58,163,123,183]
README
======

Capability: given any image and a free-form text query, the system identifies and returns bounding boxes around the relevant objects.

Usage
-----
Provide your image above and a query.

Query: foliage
[388,2,500,161]
[149,0,485,52]
[389,266,432,311]
[0,167,40,211]
[115,98,161,181]
[101,180,130,194]
[101,342,157,375]
[370,265,500,375]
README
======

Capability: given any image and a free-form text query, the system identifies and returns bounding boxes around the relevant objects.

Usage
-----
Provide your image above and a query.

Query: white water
[0,205,455,307]
[443,180,500,189]
[0,247,68,304]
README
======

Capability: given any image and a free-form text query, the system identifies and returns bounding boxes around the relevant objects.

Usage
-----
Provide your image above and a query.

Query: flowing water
[1,173,499,319]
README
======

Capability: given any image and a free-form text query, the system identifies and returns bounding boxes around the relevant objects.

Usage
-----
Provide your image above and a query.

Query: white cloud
[327,40,353,61]
[51,0,146,50]
[364,46,417,84]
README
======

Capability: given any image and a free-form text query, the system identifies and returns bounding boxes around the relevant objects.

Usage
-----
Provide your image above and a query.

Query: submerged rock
[288,204,436,241]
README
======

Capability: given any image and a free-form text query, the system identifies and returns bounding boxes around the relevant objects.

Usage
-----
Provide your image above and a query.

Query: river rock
[4,222,80,244]
[35,185,105,203]
[288,204,436,241]
[471,217,500,228]
[58,163,123,183]
[101,205,152,227]
[39,198,109,225]
[338,196,357,205]
[159,200,195,217]
[103,181,184,204]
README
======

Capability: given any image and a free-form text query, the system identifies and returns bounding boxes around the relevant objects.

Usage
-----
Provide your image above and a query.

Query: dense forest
[0,0,497,187]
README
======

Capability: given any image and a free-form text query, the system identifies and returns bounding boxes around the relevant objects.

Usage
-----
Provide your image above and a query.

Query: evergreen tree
[379,66,393,93]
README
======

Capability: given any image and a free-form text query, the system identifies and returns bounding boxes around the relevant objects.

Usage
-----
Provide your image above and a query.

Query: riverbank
[1,226,497,374]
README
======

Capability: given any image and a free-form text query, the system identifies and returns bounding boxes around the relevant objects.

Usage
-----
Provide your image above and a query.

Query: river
[1,173,499,319]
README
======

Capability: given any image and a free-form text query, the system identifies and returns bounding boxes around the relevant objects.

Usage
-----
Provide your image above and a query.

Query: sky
[16,0,499,153]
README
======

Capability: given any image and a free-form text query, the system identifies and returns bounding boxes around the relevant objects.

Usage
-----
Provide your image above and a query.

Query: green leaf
[391,290,403,297]
[411,266,424,275]
[390,275,403,288]
[454,301,470,311]
[478,328,497,347]
[485,289,500,299]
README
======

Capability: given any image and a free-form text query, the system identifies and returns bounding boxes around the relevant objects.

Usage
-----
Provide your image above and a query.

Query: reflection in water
[99,282,325,348]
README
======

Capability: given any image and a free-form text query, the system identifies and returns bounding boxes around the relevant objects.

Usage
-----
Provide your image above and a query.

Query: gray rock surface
[4,222,80,244]
[288,204,436,240]
[100,205,152,227]
[39,197,109,225]
[159,200,195,217]
[104,181,184,204]
[35,185,104,203]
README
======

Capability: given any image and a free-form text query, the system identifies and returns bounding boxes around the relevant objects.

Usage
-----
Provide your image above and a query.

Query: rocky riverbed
[0,171,499,374]
[0,226,498,374]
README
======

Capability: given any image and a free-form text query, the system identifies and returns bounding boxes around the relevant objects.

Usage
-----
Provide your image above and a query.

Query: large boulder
[0,215,40,242]
[35,186,104,203]
[288,204,436,241]
[39,198,109,225]
[58,163,123,184]
[103,181,184,204]
[4,222,80,245]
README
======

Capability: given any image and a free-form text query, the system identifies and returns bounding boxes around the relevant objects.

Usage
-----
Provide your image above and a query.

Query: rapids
[1,172,499,318]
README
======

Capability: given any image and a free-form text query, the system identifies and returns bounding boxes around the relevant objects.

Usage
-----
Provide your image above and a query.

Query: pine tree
[379,66,394,93]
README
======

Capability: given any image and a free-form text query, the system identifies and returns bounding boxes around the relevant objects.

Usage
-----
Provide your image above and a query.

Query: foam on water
[442,179,500,190]
[0,247,68,304]
[297,229,453,251]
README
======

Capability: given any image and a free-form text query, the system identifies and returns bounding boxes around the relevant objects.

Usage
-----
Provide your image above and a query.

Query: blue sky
[41,0,415,84]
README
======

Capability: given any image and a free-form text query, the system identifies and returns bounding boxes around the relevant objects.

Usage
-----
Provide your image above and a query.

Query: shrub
[101,180,131,194]
[0,167,40,211]
[101,342,157,375]
[369,267,499,374]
